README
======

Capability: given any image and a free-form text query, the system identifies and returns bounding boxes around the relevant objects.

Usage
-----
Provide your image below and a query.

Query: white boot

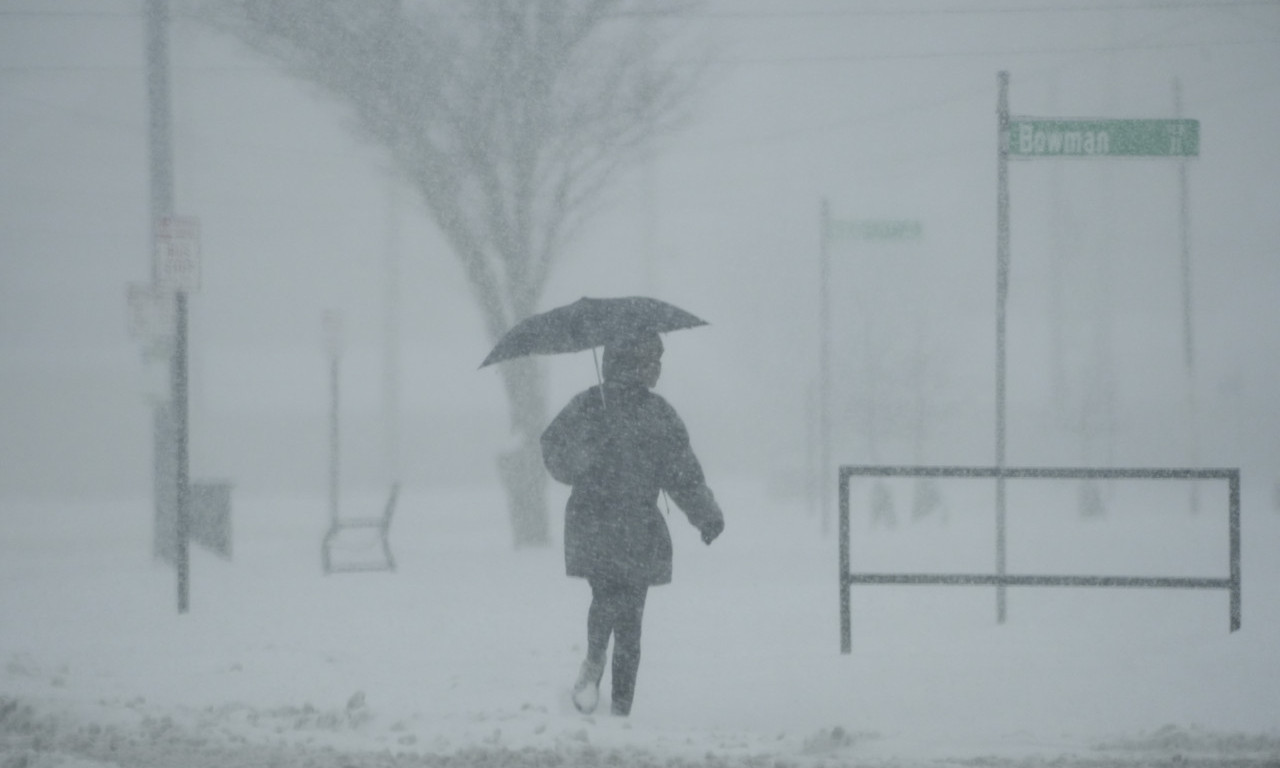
[571,658,604,715]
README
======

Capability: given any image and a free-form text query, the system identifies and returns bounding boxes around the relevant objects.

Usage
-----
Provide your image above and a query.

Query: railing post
[840,467,852,654]
[1229,470,1241,632]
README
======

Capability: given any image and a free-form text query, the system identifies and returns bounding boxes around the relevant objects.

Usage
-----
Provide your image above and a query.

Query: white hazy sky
[1,0,1278,500]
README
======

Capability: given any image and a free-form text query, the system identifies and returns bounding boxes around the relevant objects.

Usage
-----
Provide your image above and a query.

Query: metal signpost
[1174,77,1200,514]
[155,215,201,613]
[994,71,1200,624]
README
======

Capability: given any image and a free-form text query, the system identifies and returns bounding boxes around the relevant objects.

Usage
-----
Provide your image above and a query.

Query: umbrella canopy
[479,296,707,368]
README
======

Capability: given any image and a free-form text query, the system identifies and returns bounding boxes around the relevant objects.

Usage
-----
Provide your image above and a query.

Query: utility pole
[145,0,173,230]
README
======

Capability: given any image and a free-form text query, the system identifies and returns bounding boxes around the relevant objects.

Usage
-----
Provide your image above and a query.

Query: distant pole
[640,58,659,294]
[1047,74,1067,421]
[145,0,173,240]
[331,350,340,525]
[819,198,832,537]
[641,143,659,294]
[383,173,402,484]
[995,72,1010,624]
[806,382,818,518]
[324,311,343,527]
[1175,76,1200,514]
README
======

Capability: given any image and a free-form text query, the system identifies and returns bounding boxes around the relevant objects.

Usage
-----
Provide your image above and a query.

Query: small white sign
[126,282,175,340]
[155,216,201,293]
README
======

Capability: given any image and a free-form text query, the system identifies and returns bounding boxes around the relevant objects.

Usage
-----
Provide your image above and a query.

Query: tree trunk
[496,355,550,547]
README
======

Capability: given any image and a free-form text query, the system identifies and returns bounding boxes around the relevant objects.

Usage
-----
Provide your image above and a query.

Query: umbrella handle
[592,347,606,409]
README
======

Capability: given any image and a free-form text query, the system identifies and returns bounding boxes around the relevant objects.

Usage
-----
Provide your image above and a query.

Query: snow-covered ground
[3,476,1278,767]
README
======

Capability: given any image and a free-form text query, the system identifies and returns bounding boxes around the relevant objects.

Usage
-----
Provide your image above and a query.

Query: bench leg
[380,525,396,572]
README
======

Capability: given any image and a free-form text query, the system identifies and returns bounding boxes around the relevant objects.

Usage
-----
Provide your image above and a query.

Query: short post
[839,467,851,654]
[1229,470,1241,631]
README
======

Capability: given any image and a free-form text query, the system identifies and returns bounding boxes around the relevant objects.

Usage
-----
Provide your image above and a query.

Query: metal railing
[839,465,1241,654]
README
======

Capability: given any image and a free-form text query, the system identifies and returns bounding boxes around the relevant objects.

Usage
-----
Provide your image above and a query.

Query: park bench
[322,483,399,574]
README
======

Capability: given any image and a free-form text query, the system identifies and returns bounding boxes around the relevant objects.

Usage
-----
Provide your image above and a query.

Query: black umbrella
[479,296,707,368]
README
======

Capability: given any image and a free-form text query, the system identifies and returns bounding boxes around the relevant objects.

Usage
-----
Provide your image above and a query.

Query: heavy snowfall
[3,1,1279,766]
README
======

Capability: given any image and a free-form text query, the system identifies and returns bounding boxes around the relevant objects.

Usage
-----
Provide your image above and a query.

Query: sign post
[995,71,1200,622]
[996,72,1011,624]
[155,215,200,614]
[1174,77,1200,515]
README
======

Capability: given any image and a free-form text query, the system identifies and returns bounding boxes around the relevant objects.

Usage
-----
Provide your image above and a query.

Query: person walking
[541,331,724,717]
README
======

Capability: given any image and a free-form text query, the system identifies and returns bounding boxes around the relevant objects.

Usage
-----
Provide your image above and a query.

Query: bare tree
[202,0,703,546]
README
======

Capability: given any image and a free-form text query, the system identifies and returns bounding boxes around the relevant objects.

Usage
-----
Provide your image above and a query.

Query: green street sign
[828,218,923,241]
[1009,118,1199,158]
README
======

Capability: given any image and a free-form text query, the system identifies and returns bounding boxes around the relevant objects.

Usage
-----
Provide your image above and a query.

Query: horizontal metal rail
[847,573,1231,589]
[841,465,1236,481]
[839,465,1241,653]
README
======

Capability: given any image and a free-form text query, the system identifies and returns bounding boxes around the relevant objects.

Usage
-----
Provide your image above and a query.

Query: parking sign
[155,216,201,292]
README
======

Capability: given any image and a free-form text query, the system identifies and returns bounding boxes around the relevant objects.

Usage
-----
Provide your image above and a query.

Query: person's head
[602,331,663,388]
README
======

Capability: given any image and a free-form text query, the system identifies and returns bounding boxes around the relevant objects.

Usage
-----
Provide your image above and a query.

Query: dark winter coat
[541,380,724,586]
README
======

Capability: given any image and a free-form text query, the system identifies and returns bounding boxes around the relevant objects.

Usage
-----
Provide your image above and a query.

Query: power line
[2,35,1273,75]
[2,1,1277,19]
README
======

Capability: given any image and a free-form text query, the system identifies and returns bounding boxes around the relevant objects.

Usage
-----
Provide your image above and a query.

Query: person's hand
[700,517,724,545]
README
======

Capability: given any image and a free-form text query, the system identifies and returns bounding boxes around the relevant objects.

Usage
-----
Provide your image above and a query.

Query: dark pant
[586,577,649,715]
